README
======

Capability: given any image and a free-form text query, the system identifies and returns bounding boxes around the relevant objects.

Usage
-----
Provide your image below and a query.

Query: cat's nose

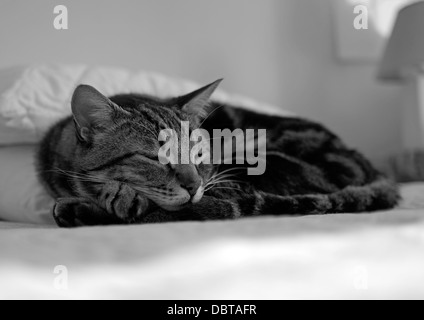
[175,165,202,197]
[180,180,202,197]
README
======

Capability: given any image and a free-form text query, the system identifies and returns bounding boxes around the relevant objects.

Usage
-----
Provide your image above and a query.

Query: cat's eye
[143,154,159,162]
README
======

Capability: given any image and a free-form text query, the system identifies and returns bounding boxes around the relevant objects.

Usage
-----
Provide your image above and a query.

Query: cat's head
[70,80,222,211]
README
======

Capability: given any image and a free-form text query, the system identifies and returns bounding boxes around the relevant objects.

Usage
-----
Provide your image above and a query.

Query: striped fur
[37,83,400,227]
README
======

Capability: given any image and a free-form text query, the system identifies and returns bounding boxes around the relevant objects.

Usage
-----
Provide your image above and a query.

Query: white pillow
[0,146,55,225]
[0,64,292,145]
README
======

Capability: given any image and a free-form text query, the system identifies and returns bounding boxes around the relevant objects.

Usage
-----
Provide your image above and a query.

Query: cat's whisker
[207,167,244,182]
[205,186,241,192]
[205,180,244,191]
[206,170,245,186]
[207,179,244,186]
[47,168,113,185]
[50,168,94,176]
[207,177,238,187]
[207,169,243,180]
[206,174,237,185]
[52,172,100,181]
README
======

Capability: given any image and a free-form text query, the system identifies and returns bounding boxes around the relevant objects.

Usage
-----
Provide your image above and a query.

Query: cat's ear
[71,85,128,142]
[177,79,223,122]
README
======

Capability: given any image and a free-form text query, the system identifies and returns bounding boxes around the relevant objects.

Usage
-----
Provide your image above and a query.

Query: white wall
[0,0,402,158]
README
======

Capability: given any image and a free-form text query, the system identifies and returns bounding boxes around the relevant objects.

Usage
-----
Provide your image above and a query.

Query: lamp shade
[378,1,424,81]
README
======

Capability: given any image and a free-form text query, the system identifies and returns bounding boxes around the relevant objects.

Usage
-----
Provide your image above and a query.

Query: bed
[1,65,423,300]
[1,183,424,299]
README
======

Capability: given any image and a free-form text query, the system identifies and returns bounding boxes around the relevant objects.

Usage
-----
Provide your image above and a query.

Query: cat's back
[202,101,332,135]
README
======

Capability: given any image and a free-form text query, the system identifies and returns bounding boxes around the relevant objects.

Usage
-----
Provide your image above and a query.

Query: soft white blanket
[0,183,423,300]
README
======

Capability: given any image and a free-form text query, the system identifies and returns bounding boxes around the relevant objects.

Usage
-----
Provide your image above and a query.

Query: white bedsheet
[0,183,423,300]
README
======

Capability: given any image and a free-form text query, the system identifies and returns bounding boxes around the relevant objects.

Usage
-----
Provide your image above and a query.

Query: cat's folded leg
[141,196,241,223]
[96,182,151,223]
[188,196,242,220]
[53,197,123,228]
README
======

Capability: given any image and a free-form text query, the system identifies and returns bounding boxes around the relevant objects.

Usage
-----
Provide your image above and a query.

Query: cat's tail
[249,177,400,216]
[327,177,400,213]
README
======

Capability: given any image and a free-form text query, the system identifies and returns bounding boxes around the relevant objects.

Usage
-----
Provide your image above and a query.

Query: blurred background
[0,0,415,159]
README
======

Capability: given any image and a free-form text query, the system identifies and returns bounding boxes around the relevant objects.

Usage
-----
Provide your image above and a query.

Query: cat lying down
[37,80,399,227]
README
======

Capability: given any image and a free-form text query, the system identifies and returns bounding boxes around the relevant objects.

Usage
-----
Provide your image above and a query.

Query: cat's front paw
[101,183,151,223]
[53,198,121,228]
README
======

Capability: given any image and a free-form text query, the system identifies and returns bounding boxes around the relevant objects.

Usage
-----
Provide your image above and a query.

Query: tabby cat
[37,80,399,227]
